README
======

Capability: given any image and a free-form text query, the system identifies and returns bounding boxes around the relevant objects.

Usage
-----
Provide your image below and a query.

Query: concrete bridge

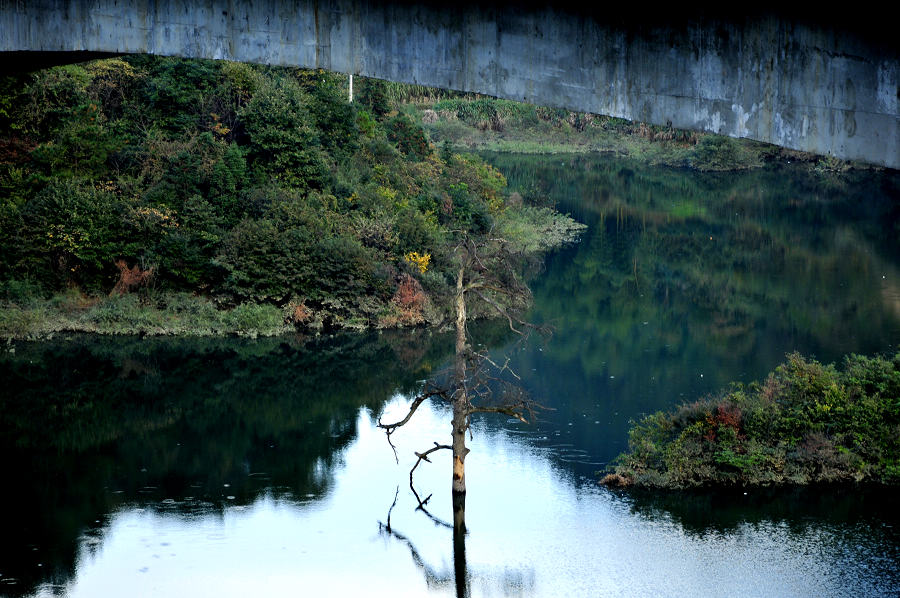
[2,1,897,168]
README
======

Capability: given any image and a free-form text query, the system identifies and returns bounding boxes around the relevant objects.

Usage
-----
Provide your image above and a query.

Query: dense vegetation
[380,82,880,176]
[603,353,900,488]
[392,88,828,170]
[0,58,580,338]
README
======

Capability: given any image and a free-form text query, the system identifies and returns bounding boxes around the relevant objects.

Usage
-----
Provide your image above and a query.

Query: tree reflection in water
[379,487,535,598]
[0,330,454,597]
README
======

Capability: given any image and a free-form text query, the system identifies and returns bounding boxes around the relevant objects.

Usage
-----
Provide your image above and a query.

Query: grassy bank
[1,199,585,340]
[391,89,868,172]
[0,286,291,339]
[601,352,900,489]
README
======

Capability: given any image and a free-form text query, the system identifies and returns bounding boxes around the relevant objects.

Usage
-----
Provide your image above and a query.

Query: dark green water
[1,156,898,597]
[485,154,900,474]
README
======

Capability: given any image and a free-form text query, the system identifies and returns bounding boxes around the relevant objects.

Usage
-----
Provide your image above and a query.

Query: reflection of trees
[529,173,900,375]
[379,488,467,596]
[619,485,900,539]
[378,490,535,598]
[482,153,900,467]
[0,330,453,597]
[488,153,900,361]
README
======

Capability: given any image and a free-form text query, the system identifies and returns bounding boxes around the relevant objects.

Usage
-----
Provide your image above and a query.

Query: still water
[2,156,899,597]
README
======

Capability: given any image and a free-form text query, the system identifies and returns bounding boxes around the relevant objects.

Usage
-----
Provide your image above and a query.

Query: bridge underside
[2,1,897,168]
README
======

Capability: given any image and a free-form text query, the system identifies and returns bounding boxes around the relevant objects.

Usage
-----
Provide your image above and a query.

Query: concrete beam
[1,1,897,168]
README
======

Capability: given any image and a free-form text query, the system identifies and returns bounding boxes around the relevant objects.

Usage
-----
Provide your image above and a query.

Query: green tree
[19,179,124,290]
[357,77,390,119]
[238,77,330,191]
[387,114,430,161]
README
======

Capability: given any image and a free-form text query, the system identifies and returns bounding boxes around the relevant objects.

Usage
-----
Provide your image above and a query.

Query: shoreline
[600,352,900,490]
[403,99,881,174]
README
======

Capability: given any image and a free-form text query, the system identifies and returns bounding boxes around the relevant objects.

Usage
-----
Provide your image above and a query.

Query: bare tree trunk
[452,492,469,597]
[452,266,470,500]
[452,268,470,590]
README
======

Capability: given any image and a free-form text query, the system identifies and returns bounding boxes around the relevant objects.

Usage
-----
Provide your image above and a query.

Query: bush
[387,114,430,160]
[445,182,491,232]
[132,56,222,134]
[222,302,286,336]
[606,352,900,488]
[238,77,330,191]
[19,179,124,291]
[215,219,311,303]
[301,70,359,158]
[0,278,45,303]
[689,135,761,171]
[141,133,247,214]
[215,216,375,304]
[357,77,390,119]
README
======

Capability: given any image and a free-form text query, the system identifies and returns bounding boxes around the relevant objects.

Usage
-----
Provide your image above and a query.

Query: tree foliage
[605,353,900,488]
[0,58,577,333]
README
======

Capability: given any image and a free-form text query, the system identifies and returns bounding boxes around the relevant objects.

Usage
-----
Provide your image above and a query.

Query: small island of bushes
[602,352,900,489]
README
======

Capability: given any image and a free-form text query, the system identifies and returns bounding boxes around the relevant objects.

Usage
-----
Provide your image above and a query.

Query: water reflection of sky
[43,396,899,598]
[10,158,900,597]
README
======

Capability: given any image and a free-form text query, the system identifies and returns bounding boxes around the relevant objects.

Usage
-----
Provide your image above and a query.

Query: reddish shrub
[392,274,427,325]
[704,403,743,442]
[110,260,154,295]
[289,302,311,324]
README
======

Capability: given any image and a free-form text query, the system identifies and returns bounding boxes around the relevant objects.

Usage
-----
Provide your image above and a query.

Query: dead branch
[377,390,445,462]
[377,521,456,590]
[478,354,522,381]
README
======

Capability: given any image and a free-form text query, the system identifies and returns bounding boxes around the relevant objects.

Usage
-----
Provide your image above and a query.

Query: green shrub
[0,303,52,339]
[238,77,330,191]
[131,56,223,134]
[19,179,124,291]
[215,219,311,303]
[303,71,359,158]
[445,182,490,232]
[222,302,286,336]
[387,114,430,160]
[607,353,900,488]
[357,77,390,119]
[356,109,377,139]
[689,136,761,171]
[0,278,45,303]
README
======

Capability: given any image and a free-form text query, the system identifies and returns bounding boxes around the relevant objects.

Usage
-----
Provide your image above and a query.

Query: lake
[2,155,898,597]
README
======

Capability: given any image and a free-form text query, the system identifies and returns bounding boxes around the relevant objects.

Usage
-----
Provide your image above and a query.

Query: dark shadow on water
[617,484,900,537]
[0,330,455,597]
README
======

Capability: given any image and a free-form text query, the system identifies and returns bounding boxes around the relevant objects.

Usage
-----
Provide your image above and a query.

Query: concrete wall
[2,0,897,168]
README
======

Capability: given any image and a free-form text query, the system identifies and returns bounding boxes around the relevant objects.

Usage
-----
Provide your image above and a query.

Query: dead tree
[377,232,546,534]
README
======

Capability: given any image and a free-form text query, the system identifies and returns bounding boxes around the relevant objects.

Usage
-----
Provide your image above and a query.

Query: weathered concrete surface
[2,1,897,168]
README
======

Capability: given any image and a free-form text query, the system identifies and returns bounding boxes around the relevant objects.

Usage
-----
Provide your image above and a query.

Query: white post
[349,74,353,103]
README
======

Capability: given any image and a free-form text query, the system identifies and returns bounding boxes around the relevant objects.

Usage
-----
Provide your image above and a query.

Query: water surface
[2,156,899,597]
